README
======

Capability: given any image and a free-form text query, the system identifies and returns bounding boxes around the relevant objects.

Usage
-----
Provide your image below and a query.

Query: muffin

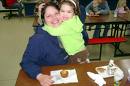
[60,70,69,78]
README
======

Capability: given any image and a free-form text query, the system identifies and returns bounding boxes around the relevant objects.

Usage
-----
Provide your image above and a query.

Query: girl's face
[60,4,75,21]
[44,6,61,27]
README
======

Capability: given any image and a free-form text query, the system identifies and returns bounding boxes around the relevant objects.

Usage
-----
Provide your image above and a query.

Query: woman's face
[44,6,61,27]
[60,4,75,21]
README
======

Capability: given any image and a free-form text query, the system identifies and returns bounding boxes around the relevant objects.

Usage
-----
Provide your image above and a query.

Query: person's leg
[93,25,101,38]
[82,26,89,45]
[103,25,110,37]
[79,4,85,23]
[79,4,89,45]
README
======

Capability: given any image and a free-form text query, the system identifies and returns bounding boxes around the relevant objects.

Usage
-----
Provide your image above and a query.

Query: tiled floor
[0,14,34,86]
[0,13,130,86]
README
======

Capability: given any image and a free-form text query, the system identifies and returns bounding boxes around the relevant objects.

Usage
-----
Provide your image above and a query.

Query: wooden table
[15,59,130,86]
[32,11,130,26]
[85,11,130,25]
[85,11,130,58]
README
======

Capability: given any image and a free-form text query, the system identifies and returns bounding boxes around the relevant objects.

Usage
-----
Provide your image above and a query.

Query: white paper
[96,66,113,78]
[87,72,106,86]
[95,65,123,78]
[51,69,78,84]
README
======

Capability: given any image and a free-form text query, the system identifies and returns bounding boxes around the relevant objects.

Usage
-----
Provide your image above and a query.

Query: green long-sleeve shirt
[43,16,85,55]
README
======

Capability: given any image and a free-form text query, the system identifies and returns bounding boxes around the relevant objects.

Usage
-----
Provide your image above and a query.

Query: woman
[20,3,69,86]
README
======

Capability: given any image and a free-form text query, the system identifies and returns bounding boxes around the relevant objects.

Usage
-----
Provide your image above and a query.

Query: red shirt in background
[6,0,17,7]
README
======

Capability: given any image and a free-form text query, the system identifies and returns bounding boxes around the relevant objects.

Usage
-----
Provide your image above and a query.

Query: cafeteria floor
[0,13,130,86]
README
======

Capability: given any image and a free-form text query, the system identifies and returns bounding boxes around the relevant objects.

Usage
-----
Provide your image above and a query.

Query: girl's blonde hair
[59,0,80,16]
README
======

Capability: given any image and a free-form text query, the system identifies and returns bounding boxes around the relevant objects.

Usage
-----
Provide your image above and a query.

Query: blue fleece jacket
[20,26,68,79]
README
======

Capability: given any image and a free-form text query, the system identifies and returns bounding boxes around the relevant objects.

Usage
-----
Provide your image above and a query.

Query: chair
[0,0,19,19]
[87,24,127,60]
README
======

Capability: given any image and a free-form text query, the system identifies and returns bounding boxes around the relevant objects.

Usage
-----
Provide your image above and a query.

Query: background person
[6,0,23,16]
[116,0,129,14]
[85,0,110,38]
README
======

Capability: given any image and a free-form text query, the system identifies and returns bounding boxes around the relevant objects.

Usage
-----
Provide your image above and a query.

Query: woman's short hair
[41,2,60,19]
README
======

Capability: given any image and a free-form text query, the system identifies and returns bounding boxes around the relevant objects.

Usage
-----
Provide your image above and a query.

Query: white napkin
[51,69,78,84]
[87,72,106,86]
[114,68,124,81]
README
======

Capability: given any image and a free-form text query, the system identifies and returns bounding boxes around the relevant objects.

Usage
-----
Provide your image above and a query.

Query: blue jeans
[93,25,110,38]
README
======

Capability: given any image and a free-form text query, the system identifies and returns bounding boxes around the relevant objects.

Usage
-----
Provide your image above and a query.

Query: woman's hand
[36,73,54,86]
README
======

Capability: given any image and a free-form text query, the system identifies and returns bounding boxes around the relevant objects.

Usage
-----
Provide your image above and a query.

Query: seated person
[6,0,23,16]
[21,2,89,86]
[20,3,69,86]
[116,0,129,14]
[116,0,130,31]
[85,0,110,38]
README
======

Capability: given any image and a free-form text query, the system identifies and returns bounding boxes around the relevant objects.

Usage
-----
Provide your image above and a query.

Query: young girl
[43,0,89,64]
[116,0,129,14]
